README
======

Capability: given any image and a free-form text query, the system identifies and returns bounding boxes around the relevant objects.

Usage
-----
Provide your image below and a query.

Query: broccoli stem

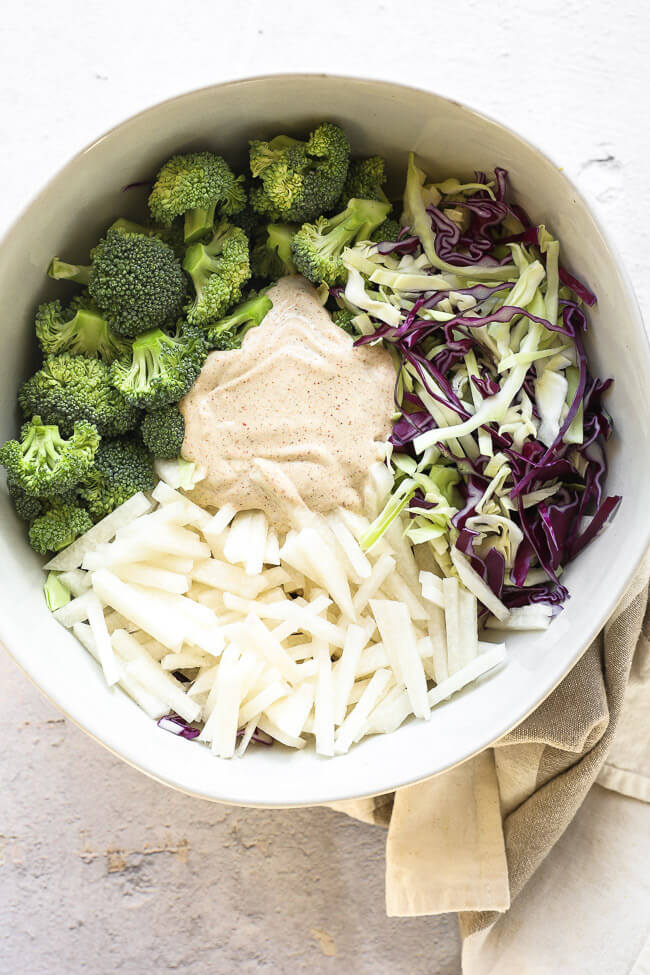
[48,258,91,285]
[184,204,217,244]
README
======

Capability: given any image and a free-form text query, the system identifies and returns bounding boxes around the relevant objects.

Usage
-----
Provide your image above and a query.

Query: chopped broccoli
[110,324,208,410]
[183,221,251,325]
[29,503,93,554]
[51,227,186,338]
[251,224,298,281]
[140,404,185,458]
[332,309,357,335]
[19,354,140,438]
[107,218,187,260]
[7,476,44,522]
[0,415,100,498]
[291,197,391,285]
[204,292,273,350]
[78,437,155,521]
[249,122,350,223]
[35,298,130,363]
[340,156,390,205]
[148,152,246,243]
[370,217,402,243]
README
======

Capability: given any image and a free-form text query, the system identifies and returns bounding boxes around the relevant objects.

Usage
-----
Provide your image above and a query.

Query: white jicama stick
[361,684,411,737]
[255,715,306,749]
[53,592,94,627]
[223,511,255,565]
[263,528,281,566]
[484,606,552,630]
[442,577,461,675]
[112,629,200,724]
[244,614,302,685]
[370,599,430,719]
[238,681,288,727]
[208,645,244,758]
[73,623,167,720]
[312,642,335,756]
[204,504,237,539]
[328,511,372,580]
[381,572,430,621]
[416,636,437,682]
[58,569,91,596]
[427,644,507,707]
[428,609,449,684]
[352,554,396,614]
[295,528,355,620]
[86,592,120,686]
[235,719,258,758]
[187,664,218,699]
[222,594,346,648]
[82,539,159,571]
[115,564,190,595]
[191,558,267,599]
[335,668,392,753]
[263,682,315,740]
[44,493,152,570]
[151,481,212,530]
[259,567,292,590]
[332,624,367,725]
[139,524,211,560]
[354,642,390,678]
[457,587,479,668]
[118,500,189,537]
[419,570,445,609]
[245,511,268,576]
[149,554,194,575]
[91,570,184,651]
[450,547,510,621]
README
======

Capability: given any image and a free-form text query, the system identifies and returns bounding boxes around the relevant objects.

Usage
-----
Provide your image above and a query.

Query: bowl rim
[1,72,649,807]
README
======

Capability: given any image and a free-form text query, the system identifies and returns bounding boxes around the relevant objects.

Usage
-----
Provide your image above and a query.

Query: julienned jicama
[0,122,620,758]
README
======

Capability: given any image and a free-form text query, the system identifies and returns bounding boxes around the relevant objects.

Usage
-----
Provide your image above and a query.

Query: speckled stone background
[1,2,648,972]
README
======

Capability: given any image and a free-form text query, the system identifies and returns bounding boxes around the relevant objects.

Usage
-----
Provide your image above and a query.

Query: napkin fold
[329,548,650,970]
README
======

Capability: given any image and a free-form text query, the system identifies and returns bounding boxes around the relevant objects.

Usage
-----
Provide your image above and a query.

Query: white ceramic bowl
[1,75,648,807]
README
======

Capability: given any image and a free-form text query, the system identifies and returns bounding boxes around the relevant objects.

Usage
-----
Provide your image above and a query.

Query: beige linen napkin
[329,548,650,967]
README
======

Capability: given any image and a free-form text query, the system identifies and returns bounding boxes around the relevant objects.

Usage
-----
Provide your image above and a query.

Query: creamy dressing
[180,275,396,529]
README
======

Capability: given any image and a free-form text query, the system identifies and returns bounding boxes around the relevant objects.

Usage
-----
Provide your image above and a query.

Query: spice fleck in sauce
[180,276,396,529]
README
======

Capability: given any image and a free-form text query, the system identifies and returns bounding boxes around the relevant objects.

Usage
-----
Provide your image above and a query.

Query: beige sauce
[180,276,396,529]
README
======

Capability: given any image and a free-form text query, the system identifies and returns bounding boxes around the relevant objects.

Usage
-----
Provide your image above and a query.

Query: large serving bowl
[1,75,648,807]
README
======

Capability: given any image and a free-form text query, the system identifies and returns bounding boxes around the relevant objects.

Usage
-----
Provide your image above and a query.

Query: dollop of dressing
[180,276,396,529]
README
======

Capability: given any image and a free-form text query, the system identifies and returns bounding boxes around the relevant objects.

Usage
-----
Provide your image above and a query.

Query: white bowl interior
[1,76,649,806]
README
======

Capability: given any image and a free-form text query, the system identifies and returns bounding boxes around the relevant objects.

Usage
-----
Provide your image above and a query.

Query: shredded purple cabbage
[157,714,201,739]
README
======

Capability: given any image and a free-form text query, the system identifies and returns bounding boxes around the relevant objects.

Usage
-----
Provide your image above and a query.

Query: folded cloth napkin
[328,547,650,972]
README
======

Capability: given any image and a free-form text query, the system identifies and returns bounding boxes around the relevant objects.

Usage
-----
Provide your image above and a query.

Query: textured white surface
[1,1,648,972]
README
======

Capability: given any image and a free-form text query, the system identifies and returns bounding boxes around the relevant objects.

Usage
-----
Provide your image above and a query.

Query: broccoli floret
[204,292,273,350]
[148,153,246,244]
[90,228,186,337]
[0,415,100,498]
[251,224,298,281]
[78,437,155,521]
[35,298,131,364]
[183,221,251,325]
[291,198,391,286]
[29,503,92,554]
[51,227,186,338]
[249,122,350,223]
[19,354,140,438]
[107,218,187,260]
[7,476,44,522]
[340,156,390,206]
[110,325,208,410]
[140,404,185,458]
[332,309,357,335]
[370,217,402,243]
